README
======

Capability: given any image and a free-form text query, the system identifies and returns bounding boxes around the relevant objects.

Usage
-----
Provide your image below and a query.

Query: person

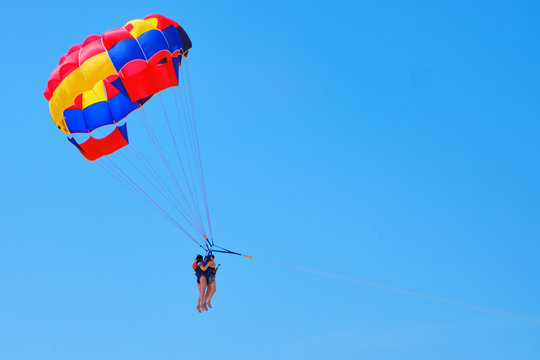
[203,255,218,309]
[193,255,211,313]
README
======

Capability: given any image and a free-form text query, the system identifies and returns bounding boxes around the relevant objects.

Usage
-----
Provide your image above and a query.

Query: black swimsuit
[195,262,205,284]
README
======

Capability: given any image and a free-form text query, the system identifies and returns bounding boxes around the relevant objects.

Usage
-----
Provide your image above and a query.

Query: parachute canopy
[44,14,192,161]
[44,14,213,245]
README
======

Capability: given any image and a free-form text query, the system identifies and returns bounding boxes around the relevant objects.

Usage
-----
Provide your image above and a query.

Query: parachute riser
[199,237,251,259]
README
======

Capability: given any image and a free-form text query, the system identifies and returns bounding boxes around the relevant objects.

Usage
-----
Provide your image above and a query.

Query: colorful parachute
[44,14,213,246]
[44,14,192,161]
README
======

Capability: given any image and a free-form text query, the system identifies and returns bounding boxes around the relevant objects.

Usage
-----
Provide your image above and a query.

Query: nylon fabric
[44,14,191,135]
[125,18,158,38]
[70,123,129,161]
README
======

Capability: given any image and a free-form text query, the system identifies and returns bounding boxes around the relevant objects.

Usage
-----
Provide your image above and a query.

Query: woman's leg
[196,281,202,312]
[201,276,210,311]
[207,282,216,308]
[197,276,207,312]
[202,278,211,311]
[203,283,210,309]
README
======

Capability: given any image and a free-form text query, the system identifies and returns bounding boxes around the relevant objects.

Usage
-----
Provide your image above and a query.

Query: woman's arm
[198,262,211,271]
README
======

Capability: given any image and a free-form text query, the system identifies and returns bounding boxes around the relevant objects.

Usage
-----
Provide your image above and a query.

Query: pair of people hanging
[193,254,218,312]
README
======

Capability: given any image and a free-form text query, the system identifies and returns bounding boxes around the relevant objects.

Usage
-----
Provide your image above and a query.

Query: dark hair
[195,255,203,261]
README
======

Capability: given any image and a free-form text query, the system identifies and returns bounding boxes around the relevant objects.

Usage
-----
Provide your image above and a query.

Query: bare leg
[196,283,202,313]
[202,284,210,310]
[197,276,207,312]
[207,282,216,308]
[202,277,210,311]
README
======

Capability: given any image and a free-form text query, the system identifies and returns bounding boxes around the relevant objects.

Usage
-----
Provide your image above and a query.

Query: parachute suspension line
[96,158,193,241]
[92,124,204,239]
[171,90,209,242]
[158,93,206,234]
[92,130,194,235]
[177,67,203,207]
[172,89,202,223]
[127,143,202,235]
[99,159,184,231]
[117,147,203,236]
[99,156,167,224]
[138,107,203,232]
[138,109,204,235]
[101,156,201,245]
[128,142,203,235]
[179,60,213,239]
[97,159,147,204]
[127,143,191,216]
[184,63,212,239]
[171,86,208,238]
[173,80,200,196]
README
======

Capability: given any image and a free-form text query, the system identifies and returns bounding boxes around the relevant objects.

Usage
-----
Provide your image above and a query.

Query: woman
[203,255,217,309]
[194,255,211,312]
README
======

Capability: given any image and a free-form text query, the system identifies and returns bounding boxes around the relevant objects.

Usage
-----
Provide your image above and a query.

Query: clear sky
[1,1,539,359]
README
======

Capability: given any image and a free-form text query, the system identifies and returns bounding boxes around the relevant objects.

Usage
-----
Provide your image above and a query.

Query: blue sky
[1,1,539,359]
